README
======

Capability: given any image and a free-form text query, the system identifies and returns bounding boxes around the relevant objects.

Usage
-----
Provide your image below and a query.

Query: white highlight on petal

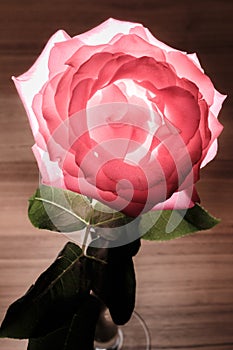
[187,53,204,72]
[12,30,70,138]
[75,18,143,45]
[210,90,227,117]
[152,187,195,211]
[32,144,64,187]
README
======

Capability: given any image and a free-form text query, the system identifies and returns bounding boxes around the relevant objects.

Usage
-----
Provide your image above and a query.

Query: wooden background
[0,0,232,349]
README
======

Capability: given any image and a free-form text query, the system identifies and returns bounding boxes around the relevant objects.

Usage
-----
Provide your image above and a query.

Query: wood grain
[0,0,233,349]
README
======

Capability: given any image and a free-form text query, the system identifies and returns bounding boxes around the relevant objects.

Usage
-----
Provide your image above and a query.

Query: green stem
[82,225,91,254]
[81,196,94,255]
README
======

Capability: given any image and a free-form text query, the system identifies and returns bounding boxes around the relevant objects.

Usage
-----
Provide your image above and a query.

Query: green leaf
[89,240,137,325]
[28,185,131,236]
[0,242,91,339]
[27,295,101,350]
[106,256,136,325]
[91,201,129,227]
[28,186,91,232]
[140,204,220,241]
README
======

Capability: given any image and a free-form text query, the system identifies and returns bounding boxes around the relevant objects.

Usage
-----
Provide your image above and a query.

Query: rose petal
[41,72,65,133]
[152,186,199,210]
[12,30,70,137]
[166,51,215,105]
[13,19,225,217]
[154,86,200,143]
[210,90,227,117]
[110,56,177,89]
[201,111,223,167]
[32,144,65,188]
[48,37,83,78]
[106,33,166,61]
[31,93,50,149]
[69,78,94,116]
[75,18,143,45]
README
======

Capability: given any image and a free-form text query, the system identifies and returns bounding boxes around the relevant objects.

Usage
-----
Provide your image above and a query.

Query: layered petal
[13,19,225,217]
[13,30,70,137]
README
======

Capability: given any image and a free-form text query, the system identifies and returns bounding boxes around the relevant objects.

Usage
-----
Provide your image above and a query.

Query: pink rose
[13,18,225,217]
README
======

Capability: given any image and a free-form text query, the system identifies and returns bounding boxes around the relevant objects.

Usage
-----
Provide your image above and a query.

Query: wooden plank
[0,175,232,349]
[0,0,233,349]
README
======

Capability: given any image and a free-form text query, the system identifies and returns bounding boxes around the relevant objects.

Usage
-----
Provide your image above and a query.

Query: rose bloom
[13,18,225,217]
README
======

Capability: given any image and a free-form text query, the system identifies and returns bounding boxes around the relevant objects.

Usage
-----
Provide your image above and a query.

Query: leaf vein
[34,197,88,226]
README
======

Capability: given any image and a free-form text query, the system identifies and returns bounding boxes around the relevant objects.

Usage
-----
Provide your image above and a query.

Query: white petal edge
[75,18,143,45]
[32,144,65,188]
[12,30,70,137]
[151,187,195,211]
[210,90,227,117]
